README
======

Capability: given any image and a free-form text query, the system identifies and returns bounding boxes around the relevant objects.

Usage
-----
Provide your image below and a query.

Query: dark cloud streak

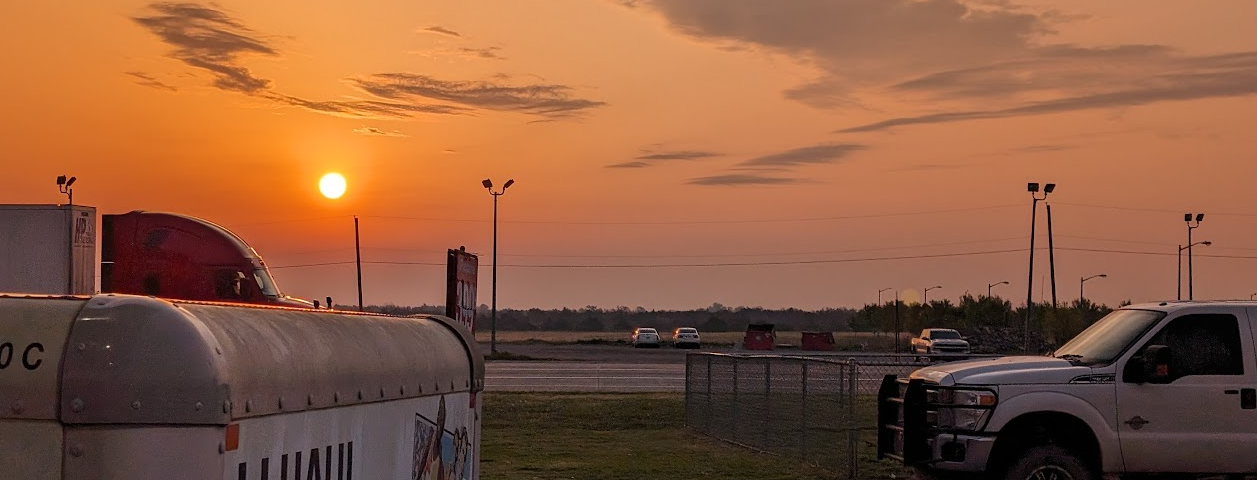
[423,26,462,38]
[741,144,866,167]
[352,73,605,117]
[687,174,801,186]
[132,2,275,94]
[125,71,178,92]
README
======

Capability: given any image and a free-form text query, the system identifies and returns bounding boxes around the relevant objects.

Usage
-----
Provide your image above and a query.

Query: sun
[319,172,347,199]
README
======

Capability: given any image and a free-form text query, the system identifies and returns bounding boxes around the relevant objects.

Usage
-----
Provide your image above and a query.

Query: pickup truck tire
[1002,445,1096,480]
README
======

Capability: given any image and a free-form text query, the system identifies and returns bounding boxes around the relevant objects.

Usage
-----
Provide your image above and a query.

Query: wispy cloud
[635,0,1257,133]
[125,71,177,92]
[740,144,866,167]
[607,161,651,169]
[459,47,505,60]
[132,2,600,122]
[687,174,801,186]
[422,26,462,38]
[606,148,721,168]
[132,2,276,94]
[352,73,605,117]
[353,126,408,137]
[1012,144,1075,153]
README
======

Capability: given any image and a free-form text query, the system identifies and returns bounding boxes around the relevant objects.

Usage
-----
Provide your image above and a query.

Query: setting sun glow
[319,173,346,199]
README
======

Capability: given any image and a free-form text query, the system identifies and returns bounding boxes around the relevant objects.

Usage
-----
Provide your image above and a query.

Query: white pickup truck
[879,301,1257,479]
[911,328,971,355]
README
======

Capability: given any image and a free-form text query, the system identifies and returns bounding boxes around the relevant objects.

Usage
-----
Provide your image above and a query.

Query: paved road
[481,344,997,393]
[485,361,685,392]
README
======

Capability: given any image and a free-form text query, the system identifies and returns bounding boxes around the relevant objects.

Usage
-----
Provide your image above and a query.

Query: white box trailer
[0,294,484,480]
[0,205,97,295]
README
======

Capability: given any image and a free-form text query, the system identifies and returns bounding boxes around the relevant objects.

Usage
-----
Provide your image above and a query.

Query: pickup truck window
[1131,313,1243,381]
[929,330,961,340]
[1054,309,1165,365]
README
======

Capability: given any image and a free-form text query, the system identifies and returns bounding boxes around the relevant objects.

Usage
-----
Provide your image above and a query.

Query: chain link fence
[685,352,1000,478]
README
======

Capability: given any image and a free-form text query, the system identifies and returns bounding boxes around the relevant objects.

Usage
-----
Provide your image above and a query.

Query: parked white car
[672,327,701,348]
[631,327,660,348]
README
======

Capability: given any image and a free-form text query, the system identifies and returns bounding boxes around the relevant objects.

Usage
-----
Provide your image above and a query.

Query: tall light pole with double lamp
[1184,213,1205,300]
[877,287,893,338]
[1025,182,1054,352]
[1178,239,1211,300]
[1080,274,1107,304]
[988,281,1009,298]
[483,178,514,355]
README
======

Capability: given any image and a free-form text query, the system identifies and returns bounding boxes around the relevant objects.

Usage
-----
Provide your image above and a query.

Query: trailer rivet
[68,444,85,457]
[223,401,231,413]
[245,400,253,413]
[195,402,203,411]
[218,442,226,454]
[131,401,141,410]
[379,387,386,398]
[71,398,85,412]
[278,397,285,409]
[77,343,86,351]
[357,391,363,400]
[334,392,341,403]
[307,395,314,406]
[10,401,24,414]
[400,386,406,395]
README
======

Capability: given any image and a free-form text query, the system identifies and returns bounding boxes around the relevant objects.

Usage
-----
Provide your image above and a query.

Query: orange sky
[3,0,1256,309]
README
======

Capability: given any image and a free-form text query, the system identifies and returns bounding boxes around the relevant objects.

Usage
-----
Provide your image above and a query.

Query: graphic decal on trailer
[412,396,473,480]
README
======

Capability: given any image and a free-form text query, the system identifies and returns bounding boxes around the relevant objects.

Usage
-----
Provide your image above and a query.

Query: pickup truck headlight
[936,389,996,431]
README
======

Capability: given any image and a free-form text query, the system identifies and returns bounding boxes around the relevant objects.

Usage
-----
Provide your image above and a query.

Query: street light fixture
[1025,182,1054,352]
[878,287,892,305]
[988,281,1009,298]
[1177,239,1211,300]
[1080,274,1107,304]
[484,178,515,355]
[56,175,77,206]
[924,285,942,304]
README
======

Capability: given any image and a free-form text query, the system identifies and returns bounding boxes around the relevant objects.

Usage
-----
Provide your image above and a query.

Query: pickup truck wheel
[1003,445,1095,480]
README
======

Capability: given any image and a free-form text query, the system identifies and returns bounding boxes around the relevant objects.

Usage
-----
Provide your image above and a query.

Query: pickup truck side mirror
[1127,345,1172,384]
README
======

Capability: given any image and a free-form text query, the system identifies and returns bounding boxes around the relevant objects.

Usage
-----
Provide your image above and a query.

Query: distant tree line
[345,302,857,333]
[851,294,1127,344]
[344,295,1126,343]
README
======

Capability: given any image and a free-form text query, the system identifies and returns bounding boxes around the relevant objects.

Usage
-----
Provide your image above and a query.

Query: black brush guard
[877,375,997,465]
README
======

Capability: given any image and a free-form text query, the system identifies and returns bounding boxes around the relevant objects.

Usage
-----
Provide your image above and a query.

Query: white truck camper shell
[0,294,484,480]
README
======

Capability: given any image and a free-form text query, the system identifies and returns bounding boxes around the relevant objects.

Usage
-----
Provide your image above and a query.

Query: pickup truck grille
[876,376,996,465]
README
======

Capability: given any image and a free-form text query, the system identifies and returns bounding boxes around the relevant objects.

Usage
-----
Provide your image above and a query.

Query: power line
[360,204,1023,225]
[269,245,1257,270]
[1056,202,1257,218]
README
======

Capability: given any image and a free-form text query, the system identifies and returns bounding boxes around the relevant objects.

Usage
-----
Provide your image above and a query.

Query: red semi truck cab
[101,211,312,307]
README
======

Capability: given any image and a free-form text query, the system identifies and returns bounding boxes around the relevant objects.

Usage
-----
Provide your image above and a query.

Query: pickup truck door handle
[1124,416,1149,430]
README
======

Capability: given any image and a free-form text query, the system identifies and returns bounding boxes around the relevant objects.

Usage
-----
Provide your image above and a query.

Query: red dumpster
[743,323,776,350]
[801,331,835,351]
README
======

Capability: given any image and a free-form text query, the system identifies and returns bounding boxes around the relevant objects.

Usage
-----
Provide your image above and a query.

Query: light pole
[1025,182,1054,352]
[924,285,942,304]
[1080,274,1107,304]
[1177,239,1210,300]
[988,281,1009,298]
[1251,293,1256,301]
[483,178,514,355]
[894,290,901,353]
[354,216,363,311]
[878,287,892,305]
[1184,213,1204,300]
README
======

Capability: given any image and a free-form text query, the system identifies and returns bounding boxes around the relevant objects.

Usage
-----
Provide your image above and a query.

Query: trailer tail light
[225,423,240,452]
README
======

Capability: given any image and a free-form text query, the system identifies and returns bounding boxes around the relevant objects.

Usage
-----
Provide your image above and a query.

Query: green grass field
[481,392,913,480]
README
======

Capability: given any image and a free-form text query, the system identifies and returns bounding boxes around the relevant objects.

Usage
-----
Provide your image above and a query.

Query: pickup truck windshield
[1053,309,1165,365]
[930,330,962,339]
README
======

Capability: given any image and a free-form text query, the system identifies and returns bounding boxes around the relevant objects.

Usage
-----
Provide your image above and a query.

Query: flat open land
[481,392,912,480]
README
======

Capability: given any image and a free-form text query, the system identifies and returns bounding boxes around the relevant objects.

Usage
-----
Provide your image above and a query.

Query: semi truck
[1,205,312,306]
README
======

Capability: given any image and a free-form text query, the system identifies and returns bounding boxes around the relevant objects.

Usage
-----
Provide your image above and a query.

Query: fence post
[732,357,740,444]
[800,360,809,459]
[685,353,692,428]
[706,354,713,434]
[764,357,772,450]
[847,359,858,480]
